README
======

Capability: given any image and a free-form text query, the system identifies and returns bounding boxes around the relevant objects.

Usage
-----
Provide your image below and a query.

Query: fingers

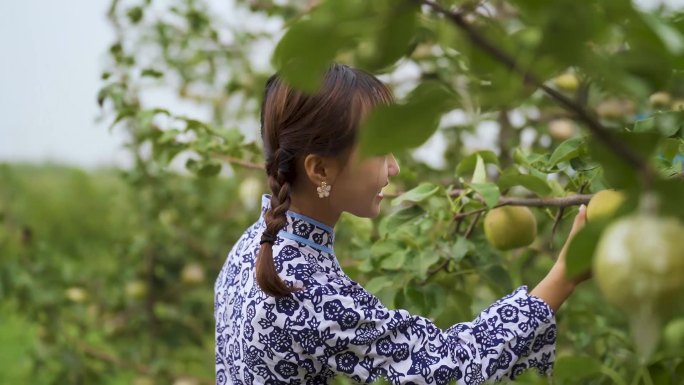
[570,204,587,235]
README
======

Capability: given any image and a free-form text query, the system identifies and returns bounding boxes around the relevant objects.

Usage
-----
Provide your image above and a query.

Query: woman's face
[329,146,400,218]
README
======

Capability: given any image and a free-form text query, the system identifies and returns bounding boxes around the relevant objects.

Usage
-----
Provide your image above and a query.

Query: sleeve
[288,276,557,385]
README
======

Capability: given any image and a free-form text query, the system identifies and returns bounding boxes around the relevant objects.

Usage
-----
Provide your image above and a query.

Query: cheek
[361,160,385,184]
[330,159,386,214]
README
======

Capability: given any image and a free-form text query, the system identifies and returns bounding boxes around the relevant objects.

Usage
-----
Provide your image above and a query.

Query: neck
[288,191,340,229]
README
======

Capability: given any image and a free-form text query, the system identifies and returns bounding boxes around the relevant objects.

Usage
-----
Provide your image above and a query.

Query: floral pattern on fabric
[215,195,557,384]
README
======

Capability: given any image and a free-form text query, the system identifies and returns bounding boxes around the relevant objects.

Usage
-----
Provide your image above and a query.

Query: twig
[548,208,565,250]
[427,210,482,277]
[452,205,466,235]
[388,187,592,213]
[427,257,450,276]
[452,193,593,220]
[414,0,655,186]
[214,154,265,171]
[464,211,481,237]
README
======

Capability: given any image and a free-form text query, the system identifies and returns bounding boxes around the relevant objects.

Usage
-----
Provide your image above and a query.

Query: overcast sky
[0,1,129,168]
[0,0,680,170]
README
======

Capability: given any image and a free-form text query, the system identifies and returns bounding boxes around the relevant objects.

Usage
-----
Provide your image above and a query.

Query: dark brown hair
[256,64,393,297]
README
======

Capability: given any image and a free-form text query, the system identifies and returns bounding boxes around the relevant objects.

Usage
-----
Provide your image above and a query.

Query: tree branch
[497,109,514,170]
[463,211,482,237]
[213,154,265,171]
[388,187,591,210]
[414,0,655,185]
[453,193,592,220]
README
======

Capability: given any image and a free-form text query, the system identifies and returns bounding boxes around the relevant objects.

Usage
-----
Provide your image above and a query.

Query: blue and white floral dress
[215,195,557,385]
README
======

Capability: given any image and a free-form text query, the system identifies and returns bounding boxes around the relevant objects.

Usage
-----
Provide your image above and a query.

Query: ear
[302,154,340,186]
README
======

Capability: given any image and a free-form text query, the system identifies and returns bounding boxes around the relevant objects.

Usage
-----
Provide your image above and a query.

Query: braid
[256,148,300,297]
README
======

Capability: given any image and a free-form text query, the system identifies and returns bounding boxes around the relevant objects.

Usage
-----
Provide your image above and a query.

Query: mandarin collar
[259,194,335,254]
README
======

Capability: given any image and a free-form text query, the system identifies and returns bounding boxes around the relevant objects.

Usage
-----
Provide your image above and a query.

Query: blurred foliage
[4,0,684,383]
[0,164,257,384]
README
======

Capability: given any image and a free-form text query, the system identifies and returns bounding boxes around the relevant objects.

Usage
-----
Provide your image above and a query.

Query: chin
[366,208,381,218]
[366,201,383,218]
[350,202,382,219]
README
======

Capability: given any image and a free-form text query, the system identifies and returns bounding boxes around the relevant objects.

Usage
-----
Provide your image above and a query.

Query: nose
[388,153,400,177]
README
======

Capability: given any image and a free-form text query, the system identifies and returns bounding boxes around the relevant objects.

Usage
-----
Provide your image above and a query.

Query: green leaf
[141,68,163,78]
[186,159,222,177]
[107,109,136,132]
[569,155,600,172]
[481,265,513,295]
[469,182,500,208]
[126,6,144,24]
[370,240,398,257]
[357,257,374,273]
[272,4,353,91]
[380,250,408,270]
[653,177,684,221]
[198,161,222,177]
[660,138,682,162]
[439,289,474,323]
[398,283,443,317]
[633,117,655,133]
[565,220,609,279]
[392,183,440,206]
[588,132,660,189]
[647,363,671,385]
[455,151,499,177]
[158,129,180,144]
[182,117,212,133]
[471,154,487,184]
[413,249,442,280]
[365,276,393,294]
[673,361,684,385]
[548,137,585,167]
[497,169,552,196]
[634,111,684,137]
[273,0,419,90]
[378,205,425,237]
[517,0,605,68]
[354,0,419,72]
[451,236,471,263]
[360,81,457,156]
[553,356,602,382]
[513,148,531,167]
[640,12,684,55]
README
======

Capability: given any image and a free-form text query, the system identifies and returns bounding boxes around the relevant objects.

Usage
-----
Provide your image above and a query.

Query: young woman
[214,64,589,385]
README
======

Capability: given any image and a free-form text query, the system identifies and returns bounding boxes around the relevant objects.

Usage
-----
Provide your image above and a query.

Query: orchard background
[2,0,684,384]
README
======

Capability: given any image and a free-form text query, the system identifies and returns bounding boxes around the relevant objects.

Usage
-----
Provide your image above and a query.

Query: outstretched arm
[531,204,590,312]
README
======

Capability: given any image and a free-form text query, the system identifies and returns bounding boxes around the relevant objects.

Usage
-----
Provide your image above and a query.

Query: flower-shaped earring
[317,181,331,198]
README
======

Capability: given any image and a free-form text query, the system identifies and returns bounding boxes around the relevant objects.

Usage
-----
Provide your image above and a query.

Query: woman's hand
[530,204,590,311]
[556,204,591,286]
